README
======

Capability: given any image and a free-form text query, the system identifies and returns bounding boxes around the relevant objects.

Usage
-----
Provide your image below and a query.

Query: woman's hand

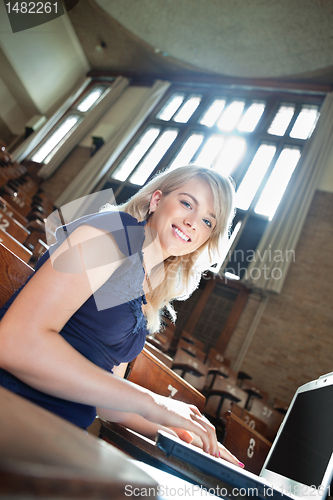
[168,427,244,468]
[142,393,220,457]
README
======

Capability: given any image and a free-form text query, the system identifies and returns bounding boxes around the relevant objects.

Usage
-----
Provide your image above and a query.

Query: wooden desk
[99,420,255,499]
[0,386,158,499]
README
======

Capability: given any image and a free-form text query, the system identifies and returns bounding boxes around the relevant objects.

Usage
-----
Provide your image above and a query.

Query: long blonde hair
[117,165,235,332]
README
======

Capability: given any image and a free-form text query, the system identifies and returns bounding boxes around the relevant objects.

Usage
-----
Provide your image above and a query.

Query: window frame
[95,82,325,278]
[28,80,114,166]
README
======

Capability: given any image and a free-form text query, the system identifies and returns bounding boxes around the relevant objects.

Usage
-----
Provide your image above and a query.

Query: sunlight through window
[173,96,202,123]
[255,147,301,219]
[236,144,276,211]
[289,106,320,139]
[238,102,266,132]
[31,115,81,164]
[157,93,186,121]
[168,133,204,171]
[215,136,247,176]
[112,127,160,182]
[217,100,245,132]
[195,135,225,167]
[268,104,295,136]
[129,129,178,185]
[199,99,226,127]
[76,86,108,112]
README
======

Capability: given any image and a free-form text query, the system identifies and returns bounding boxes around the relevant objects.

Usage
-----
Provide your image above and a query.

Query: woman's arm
[0,224,218,454]
[100,363,242,466]
[96,406,242,466]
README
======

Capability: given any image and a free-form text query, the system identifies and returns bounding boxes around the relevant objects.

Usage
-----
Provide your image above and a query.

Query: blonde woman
[0,165,241,466]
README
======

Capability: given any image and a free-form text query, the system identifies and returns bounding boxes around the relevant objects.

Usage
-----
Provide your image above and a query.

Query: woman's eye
[203,219,212,228]
[181,200,191,209]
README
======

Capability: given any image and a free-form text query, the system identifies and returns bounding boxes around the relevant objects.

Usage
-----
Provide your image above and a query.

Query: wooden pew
[231,403,268,437]
[172,346,208,391]
[248,398,284,443]
[205,347,231,368]
[204,376,248,421]
[204,361,238,391]
[0,195,28,227]
[146,317,175,353]
[176,338,206,362]
[0,229,33,263]
[273,397,289,415]
[144,341,173,368]
[179,330,204,351]
[222,411,271,475]
[0,386,158,499]
[126,347,206,412]
[0,207,30,243]
[242,380,269,400]
[0,184,53,221]
[0,243,33,307]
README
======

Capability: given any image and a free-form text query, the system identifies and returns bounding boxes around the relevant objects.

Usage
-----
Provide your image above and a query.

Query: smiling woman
[0,164,239,466]
[119,165,235,332]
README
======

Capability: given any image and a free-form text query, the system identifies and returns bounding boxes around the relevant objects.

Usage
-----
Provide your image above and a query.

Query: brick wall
[225,190,333,405]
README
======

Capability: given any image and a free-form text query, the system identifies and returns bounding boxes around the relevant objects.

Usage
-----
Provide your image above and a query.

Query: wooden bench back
[0,229,32,264]
[205,347,230,367]
[248,398,284,442]
[179,330,204,351]
[144,341,173,368]
[205,362,238,390]
[0,207,30,243]
[176,338,206,362]
[172,347,208,391]
[223,411,271,475]
[0,196,28,226]
[231,403,268,437]
[0,243,33,307]
[146,317,175,353]
[242,380,269,403]
[204,376,248,419]
[126,347,206,412]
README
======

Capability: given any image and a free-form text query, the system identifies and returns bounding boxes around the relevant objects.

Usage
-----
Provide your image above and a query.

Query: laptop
[156,372,333,499]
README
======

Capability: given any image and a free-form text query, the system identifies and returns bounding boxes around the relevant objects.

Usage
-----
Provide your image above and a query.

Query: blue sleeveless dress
[0,211,148,429]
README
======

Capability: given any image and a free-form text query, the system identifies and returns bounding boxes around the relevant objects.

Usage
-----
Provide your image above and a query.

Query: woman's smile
[172,224,191,242]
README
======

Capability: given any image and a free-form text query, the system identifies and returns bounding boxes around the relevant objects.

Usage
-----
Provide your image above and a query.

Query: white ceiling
[95,0,333,79]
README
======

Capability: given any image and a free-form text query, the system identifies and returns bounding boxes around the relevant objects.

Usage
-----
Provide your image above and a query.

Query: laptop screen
[264,383,333,488]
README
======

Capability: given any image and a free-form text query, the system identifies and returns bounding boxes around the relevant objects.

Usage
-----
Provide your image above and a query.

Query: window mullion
[283,101,302,138]
[245,141,291,217]
[157,126,191,169]
[119,129,163,184]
